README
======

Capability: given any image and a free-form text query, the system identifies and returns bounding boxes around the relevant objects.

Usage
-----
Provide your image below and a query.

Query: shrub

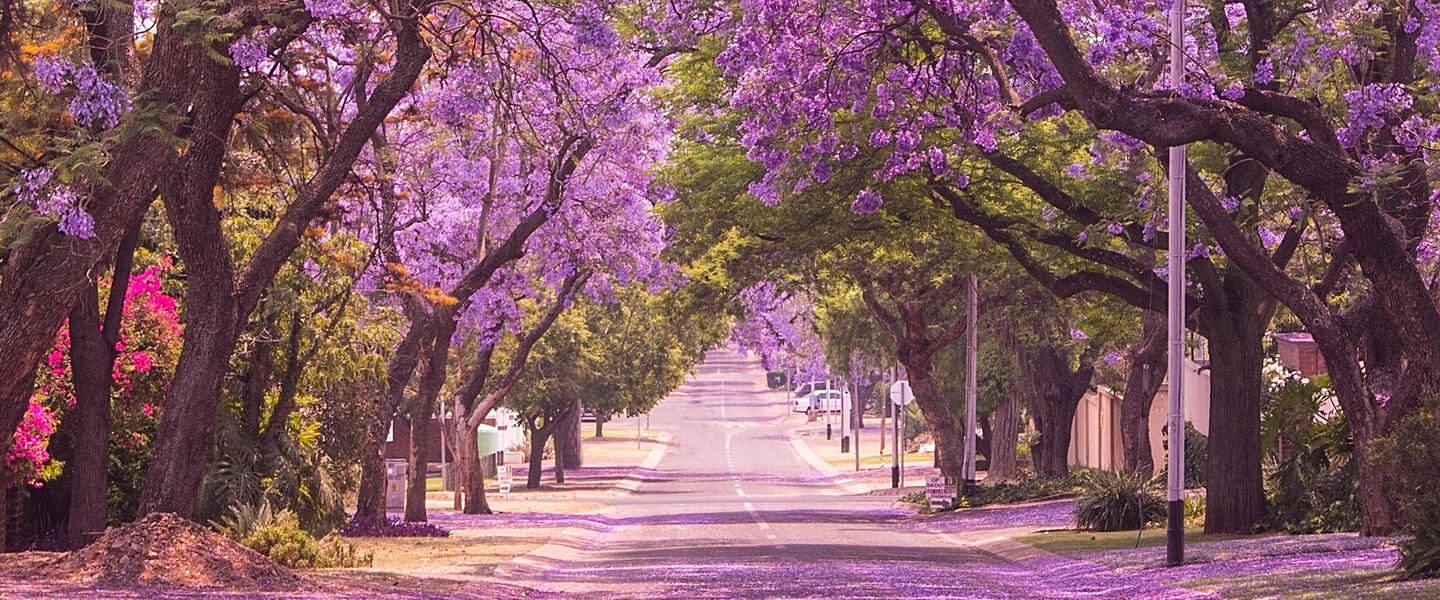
[1264,413,1358,533]
[952,476,1077,509]
[240,511,320,568]
[1371,398,1440,579]
[1161,422,1208,488]
[316,534,373,568]
[340,515,450,538]
[1072,468,1165,531]
[1183,493,1206,528]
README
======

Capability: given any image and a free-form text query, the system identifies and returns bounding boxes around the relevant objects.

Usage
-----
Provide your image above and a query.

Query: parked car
[580,408,597,422]
[793,389,851,413]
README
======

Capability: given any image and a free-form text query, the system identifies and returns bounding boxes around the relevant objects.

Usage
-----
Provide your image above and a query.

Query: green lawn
[825,451,929,468]
[1016,527,1255,555]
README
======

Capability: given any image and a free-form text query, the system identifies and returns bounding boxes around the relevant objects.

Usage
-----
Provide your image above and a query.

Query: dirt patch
[40,512,304,590]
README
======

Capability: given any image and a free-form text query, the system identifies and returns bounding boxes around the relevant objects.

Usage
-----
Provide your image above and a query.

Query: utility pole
[1166,0,1188,568]
[963,273,978,496]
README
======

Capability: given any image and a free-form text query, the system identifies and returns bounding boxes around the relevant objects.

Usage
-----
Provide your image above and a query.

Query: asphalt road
[508,350,1039,599]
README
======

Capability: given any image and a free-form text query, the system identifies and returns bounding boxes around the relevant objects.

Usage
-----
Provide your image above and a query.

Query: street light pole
[1166,0,1188,568]
[963,273,978,496]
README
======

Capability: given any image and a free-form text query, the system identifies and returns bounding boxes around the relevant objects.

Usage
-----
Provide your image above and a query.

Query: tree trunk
[1353,429,1397,535]
[404,410,431,522]
[0,483,7,551]
[67,285,117,547]
[1199,289,1268,534]
[454,423,492,514]
[1026,345,1094,479]
[405,323,454,523]
[987,388,1022,481]
[137,54,247,518]
[355,416,389,522]
[1120,310,1167,477]
[558,397,583,470]
[527,427,550,489]
[906,360,967,480]
[595,416,604,438]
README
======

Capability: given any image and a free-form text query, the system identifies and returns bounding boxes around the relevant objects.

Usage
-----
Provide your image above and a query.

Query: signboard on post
[925,475,957,509]
[497,465,512,495]
[889,380,913,406]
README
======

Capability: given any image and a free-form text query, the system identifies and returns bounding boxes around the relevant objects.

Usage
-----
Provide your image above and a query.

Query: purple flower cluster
[31,54,128,129]
[12,167,95,239]
[850,188,882,214]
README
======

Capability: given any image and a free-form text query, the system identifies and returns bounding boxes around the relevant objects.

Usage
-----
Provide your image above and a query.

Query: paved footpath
[494,350,1116,599]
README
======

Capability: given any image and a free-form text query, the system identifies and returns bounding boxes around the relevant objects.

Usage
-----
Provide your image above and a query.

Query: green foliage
[1261,368,1357,534]
[315,534,373,568]
[211,498,282,541]
[1072,468,1165,532]
[1371,398,1440,579]
[1162,422,1208,488]
[240,511,320,569]
[1184,493,1206,529]
[952,476,1077,509]
[220,502,370,569]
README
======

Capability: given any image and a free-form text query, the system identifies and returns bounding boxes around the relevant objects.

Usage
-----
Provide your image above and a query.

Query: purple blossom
[1221,81,1245,100]
[747,181,779,206]
[303,0,348,19]
[1221,195,1241,212]
[1286,206,1306,220]
[230,35,268,70]
[1076,230,1088,243]
[925,146,948,176]
[1252,58,1274,85]
[1106,222,1123,235]
[1103,351,1124,365]
[1070,329,1089,341]
[1258,225,1281,249]
[59,207,96,239]
[1186,242,1210,260]
[953,172,969,189]
[811,160,833,183]
[33,54,69,94]
[850,188,882,214]
[868,128,891,148]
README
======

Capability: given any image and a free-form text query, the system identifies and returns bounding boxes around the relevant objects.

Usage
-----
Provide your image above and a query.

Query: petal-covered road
[493,350,1169,599]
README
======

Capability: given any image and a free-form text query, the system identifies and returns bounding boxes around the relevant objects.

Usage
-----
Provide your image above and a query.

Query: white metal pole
[1166,0,1188,568]
[963,274,979,494]
[854,377,861,472]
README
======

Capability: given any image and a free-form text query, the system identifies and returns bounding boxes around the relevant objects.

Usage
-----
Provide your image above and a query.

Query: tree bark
[1120,310,1167,477]
[595,416,605,438]
[1025,344,1095,479]
[908,359,967,480]
[526,425,550,489]
[454,423,492,514]
[137,56,246,517]
[1197,275,1271,534]
[987,387,1022,481]
[406,321,454,522]
[558,397,583,470]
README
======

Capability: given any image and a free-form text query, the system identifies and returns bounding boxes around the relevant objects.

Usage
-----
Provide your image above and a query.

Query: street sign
[925,475,957,508]
[497,465,512,495]
[889,380,913,406]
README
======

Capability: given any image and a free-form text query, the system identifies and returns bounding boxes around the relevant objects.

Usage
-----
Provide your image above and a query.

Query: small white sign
[889,380,914,406]
[497,465,512,495]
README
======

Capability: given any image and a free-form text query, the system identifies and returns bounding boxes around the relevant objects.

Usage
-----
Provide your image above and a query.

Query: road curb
[786,429,871,495]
